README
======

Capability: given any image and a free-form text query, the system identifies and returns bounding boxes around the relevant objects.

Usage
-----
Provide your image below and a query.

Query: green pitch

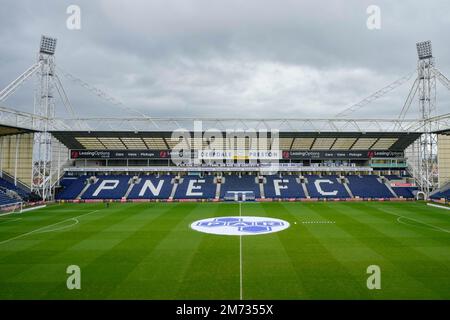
[0,201,449,299]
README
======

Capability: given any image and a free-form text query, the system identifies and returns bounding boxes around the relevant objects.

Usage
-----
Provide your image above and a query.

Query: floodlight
[39,35,57,55]
[416,41,432,60]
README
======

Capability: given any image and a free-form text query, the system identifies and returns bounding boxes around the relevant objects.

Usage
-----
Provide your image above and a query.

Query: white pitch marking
[0,210,99,246]
[381,209,450,234]
[301,221,335,224]
[239,201,243,300]
[21,205,47,213]
[0,218,22,225]
[35,218,79,234]
[395,215,450,234]
[427,203,450,211]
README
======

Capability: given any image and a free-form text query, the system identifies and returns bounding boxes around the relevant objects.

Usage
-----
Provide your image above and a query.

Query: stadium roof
[0,124,34,137]
[1,105,437,132]
[51,131,421,151]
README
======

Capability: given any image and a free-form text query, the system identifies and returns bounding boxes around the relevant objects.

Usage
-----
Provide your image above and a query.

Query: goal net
[0,202,23,216]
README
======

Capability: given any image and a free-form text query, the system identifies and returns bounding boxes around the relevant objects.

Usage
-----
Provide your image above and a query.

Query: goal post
[0,202,23,216]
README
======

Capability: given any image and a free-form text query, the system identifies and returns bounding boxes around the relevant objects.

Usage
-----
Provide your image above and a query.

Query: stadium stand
[82,175,130,200]
[54,173,423,201]
[127,175,175,200]
[429,183,450,200]
[264,175,305,199]
[174,175,216,199]
[383,174,417,199]
[56,175,88,200]
[392,187,417,198]
[0,176,35,202]
[0,190,16,206]
[304,175,350,199]
[347,175,394,199]
[220,174,260,200]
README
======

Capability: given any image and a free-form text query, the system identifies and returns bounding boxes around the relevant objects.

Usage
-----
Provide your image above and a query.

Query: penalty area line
[427,203,450,211]
[383,208,450,234]
[0,209,100,246]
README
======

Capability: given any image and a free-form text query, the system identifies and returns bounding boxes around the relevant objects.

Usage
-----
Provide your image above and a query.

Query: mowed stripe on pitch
[42,202,192,299]
[275,202,372,299]
[0,202,449,299]
[331,203,448,299]
[0,203,161,297]
[107,202,208,299]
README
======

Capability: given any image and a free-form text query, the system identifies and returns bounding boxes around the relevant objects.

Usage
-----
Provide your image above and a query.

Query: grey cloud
[0,0,449,122]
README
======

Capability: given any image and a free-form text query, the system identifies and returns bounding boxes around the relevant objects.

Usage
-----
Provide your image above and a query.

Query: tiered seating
[82,175,130,200]
[383,175,417,199]
[347,175,394,199]
[430,189,450,200]
[128,175,174,199]
[0,177,30,201]
[384,175,401,180]
[0,190,16,206]
[392,187,417,198]
[55,173,421,201]
[305,175,350,199]
[264,175,305,199]
[220,175,260,199]
[56,175,88,200]
[174,175,216,199]
[60,176,80,189]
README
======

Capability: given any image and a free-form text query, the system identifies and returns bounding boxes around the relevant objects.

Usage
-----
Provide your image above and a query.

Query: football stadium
[0,2,450,306]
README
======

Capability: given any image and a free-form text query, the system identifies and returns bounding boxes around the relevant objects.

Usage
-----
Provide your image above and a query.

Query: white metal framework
[1,36,450,200]
[417,41,437,195]
[31,36,58,201]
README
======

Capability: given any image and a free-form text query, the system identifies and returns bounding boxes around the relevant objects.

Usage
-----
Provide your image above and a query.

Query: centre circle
[190,216,290,236]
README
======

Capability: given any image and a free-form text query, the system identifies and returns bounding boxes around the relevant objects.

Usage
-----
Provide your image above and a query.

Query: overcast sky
[1,0,450,121]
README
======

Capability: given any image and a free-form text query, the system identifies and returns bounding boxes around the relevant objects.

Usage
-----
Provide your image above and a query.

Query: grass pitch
[0,201,449,300]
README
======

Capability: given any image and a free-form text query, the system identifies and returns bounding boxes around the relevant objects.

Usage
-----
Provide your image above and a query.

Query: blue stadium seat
[305,175,350,199]
[0,177,30,200]
[347,175,394,199]
[56,175,88,200]
[174,175,216,199]
[430,189,450,200]
[55,173,419,201]
[392,187,417,198]
[264,175,305,199]
[60,176,79,188]
[0,190,16,206]
[220,175,260,199]
[128,175,174,199]
[82,175,130,200]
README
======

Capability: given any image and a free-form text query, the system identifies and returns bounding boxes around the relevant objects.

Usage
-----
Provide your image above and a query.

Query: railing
[49,159,73,189]
[0,170,31,192]
[0,201,23,215]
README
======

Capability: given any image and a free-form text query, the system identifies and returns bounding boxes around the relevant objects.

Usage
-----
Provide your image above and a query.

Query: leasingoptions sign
[70,149,403,160]
[70,149,172,159]
[284,150,404,159]
[191,216,290,236]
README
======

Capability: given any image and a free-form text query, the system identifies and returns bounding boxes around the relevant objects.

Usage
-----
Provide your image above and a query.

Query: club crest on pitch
[191,216,290,236]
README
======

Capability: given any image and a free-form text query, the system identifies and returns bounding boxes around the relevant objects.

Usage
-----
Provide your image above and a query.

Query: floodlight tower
[416,40,438,196]
[31,35,57,201]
